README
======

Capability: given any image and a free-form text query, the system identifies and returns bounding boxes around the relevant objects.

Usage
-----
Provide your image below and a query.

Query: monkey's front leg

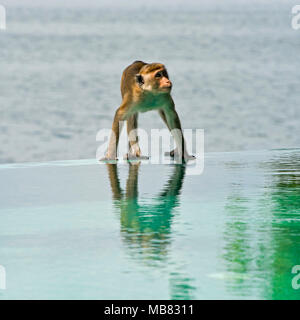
[124,114,149,160]
[159,109,177,157]
[164,108,195,162]
[125,114,141,159]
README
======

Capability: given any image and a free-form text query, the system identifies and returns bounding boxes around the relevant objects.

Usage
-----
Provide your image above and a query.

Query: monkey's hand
[124,145,149,160]
[99,153,118,162]
[165,149,196,161]
[124,154,149,160]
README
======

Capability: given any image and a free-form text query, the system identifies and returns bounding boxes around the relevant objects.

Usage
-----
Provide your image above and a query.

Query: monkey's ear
[135,74,144,86]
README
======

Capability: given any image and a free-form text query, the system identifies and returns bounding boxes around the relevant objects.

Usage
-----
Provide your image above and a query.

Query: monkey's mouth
[162,84,172,90]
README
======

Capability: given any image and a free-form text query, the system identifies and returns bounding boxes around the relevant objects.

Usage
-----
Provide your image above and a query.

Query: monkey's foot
[165,150,196,161]
[99,155,118,162]
[184,154,196,161]
[123,153,149,160]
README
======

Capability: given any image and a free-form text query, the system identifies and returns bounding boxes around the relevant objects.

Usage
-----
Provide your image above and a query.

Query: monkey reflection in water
[106,162,186,260]
[106,162,196,299]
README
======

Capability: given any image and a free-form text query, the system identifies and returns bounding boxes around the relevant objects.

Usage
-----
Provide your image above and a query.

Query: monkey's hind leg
[100,107,125,161]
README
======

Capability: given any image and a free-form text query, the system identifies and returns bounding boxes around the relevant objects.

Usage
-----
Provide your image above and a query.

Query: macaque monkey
[101,60,194,161]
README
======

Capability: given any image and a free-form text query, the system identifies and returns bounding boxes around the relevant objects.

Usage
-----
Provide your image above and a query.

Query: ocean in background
[0,0,299,163]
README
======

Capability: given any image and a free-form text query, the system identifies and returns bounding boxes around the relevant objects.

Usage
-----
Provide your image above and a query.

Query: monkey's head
[135,63,172,94]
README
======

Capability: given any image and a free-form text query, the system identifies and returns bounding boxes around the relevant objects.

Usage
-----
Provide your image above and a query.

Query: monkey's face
[136,69,172,94]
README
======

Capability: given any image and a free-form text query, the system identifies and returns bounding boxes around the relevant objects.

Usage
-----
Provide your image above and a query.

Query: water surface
[0,149,300,299]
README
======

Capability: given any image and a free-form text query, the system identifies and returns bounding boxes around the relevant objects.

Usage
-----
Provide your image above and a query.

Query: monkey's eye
[135,74,144,86]
[155,72,162,78]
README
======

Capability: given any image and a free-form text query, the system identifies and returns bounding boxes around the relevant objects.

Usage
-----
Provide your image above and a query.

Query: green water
[0,149,300,299]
